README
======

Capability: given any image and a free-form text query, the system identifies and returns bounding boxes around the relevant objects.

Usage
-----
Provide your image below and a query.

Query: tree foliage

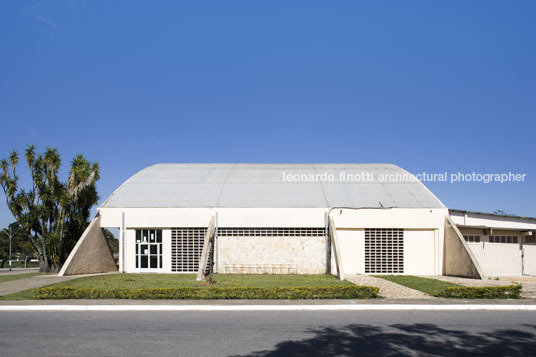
[103,228,119,254]
[0,221,34,268]
[0,145,99,271]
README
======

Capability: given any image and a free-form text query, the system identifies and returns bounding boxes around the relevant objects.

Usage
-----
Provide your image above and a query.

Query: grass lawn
[0,272,41,284]
[0,274,354,300]
[374,275,459,296]
[0,289,34,300]
[50,273,353,289]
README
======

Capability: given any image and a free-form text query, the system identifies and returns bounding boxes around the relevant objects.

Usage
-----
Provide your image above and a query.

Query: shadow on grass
[235,323,536,356]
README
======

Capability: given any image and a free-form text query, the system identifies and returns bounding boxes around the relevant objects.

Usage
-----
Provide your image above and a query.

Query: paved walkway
[345,274,431,299]
[0,273,109,296]
[501,276,536,299]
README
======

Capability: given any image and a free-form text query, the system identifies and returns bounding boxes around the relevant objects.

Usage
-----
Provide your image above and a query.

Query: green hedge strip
[436,285,522,299]
[33,286,380,300]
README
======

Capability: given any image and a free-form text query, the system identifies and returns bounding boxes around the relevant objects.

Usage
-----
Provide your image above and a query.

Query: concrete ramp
[59,216,118,276]
[328,216,344,280]
[443,216,485,279]
[196,215,216,281]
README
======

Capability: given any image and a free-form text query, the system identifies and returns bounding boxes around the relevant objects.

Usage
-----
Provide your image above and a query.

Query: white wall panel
[404,230,436,275]
[337,229,364,274]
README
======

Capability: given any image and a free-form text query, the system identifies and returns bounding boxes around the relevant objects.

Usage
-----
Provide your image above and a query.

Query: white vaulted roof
[101,163,445,209]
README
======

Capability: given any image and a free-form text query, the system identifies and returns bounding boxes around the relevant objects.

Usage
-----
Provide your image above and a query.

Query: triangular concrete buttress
[59,216,118,276]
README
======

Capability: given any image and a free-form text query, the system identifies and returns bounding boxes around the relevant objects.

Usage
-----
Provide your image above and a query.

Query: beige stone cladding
[218,235,326,274]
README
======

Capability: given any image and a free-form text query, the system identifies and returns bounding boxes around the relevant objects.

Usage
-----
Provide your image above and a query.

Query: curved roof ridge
[100,163,445,209]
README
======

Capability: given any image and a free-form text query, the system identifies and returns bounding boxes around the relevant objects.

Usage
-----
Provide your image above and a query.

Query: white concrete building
[97,163,449,276]
[450,209,536,276]
[60,163,536,278]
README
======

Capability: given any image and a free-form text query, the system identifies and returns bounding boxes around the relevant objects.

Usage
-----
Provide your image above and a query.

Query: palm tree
[0,145,99,272]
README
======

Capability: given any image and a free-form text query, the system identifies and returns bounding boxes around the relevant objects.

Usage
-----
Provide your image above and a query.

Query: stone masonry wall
[217,235,326,274]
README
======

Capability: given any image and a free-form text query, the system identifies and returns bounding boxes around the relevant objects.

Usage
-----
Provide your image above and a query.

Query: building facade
[450,209,536,276]
[60,163,535,278]
[97,163,448,276]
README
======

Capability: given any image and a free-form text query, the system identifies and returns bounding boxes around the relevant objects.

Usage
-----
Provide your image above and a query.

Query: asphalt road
[1,310,535,356]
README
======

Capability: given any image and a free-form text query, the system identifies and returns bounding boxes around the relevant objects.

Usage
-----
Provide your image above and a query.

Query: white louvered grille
[171,228,207,273]
[217,228,325,237]
[365,228,404,274]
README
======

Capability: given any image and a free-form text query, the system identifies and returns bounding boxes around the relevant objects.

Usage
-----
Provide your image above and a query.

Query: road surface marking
[1,304,536,311]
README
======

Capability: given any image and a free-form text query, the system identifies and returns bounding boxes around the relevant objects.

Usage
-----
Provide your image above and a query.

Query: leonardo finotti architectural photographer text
[282,171,527,184]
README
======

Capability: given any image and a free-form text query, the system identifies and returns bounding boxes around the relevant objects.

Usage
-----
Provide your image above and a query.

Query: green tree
[0,222,28,268]
[0,230,8,268]
[0,145,99,271]
[103,228,119,255]
[20,241,35,268]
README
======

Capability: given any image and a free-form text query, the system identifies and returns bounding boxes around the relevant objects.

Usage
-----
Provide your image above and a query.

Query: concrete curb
[2,304,536,311]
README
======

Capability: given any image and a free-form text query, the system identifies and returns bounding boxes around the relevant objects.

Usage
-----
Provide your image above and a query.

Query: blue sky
[0,1,535,228]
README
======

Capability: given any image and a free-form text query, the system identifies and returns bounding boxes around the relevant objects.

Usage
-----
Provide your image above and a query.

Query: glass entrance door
[135,229,163,270]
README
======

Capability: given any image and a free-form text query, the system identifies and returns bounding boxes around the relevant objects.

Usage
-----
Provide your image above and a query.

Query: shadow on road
[235,323,536,356]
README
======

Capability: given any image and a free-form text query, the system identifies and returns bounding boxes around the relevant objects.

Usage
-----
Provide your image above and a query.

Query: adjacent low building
[449,209,536,276]
[59,163,536,278]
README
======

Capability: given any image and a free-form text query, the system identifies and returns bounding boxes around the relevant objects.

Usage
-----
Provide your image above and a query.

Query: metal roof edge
[449,209,536,222]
